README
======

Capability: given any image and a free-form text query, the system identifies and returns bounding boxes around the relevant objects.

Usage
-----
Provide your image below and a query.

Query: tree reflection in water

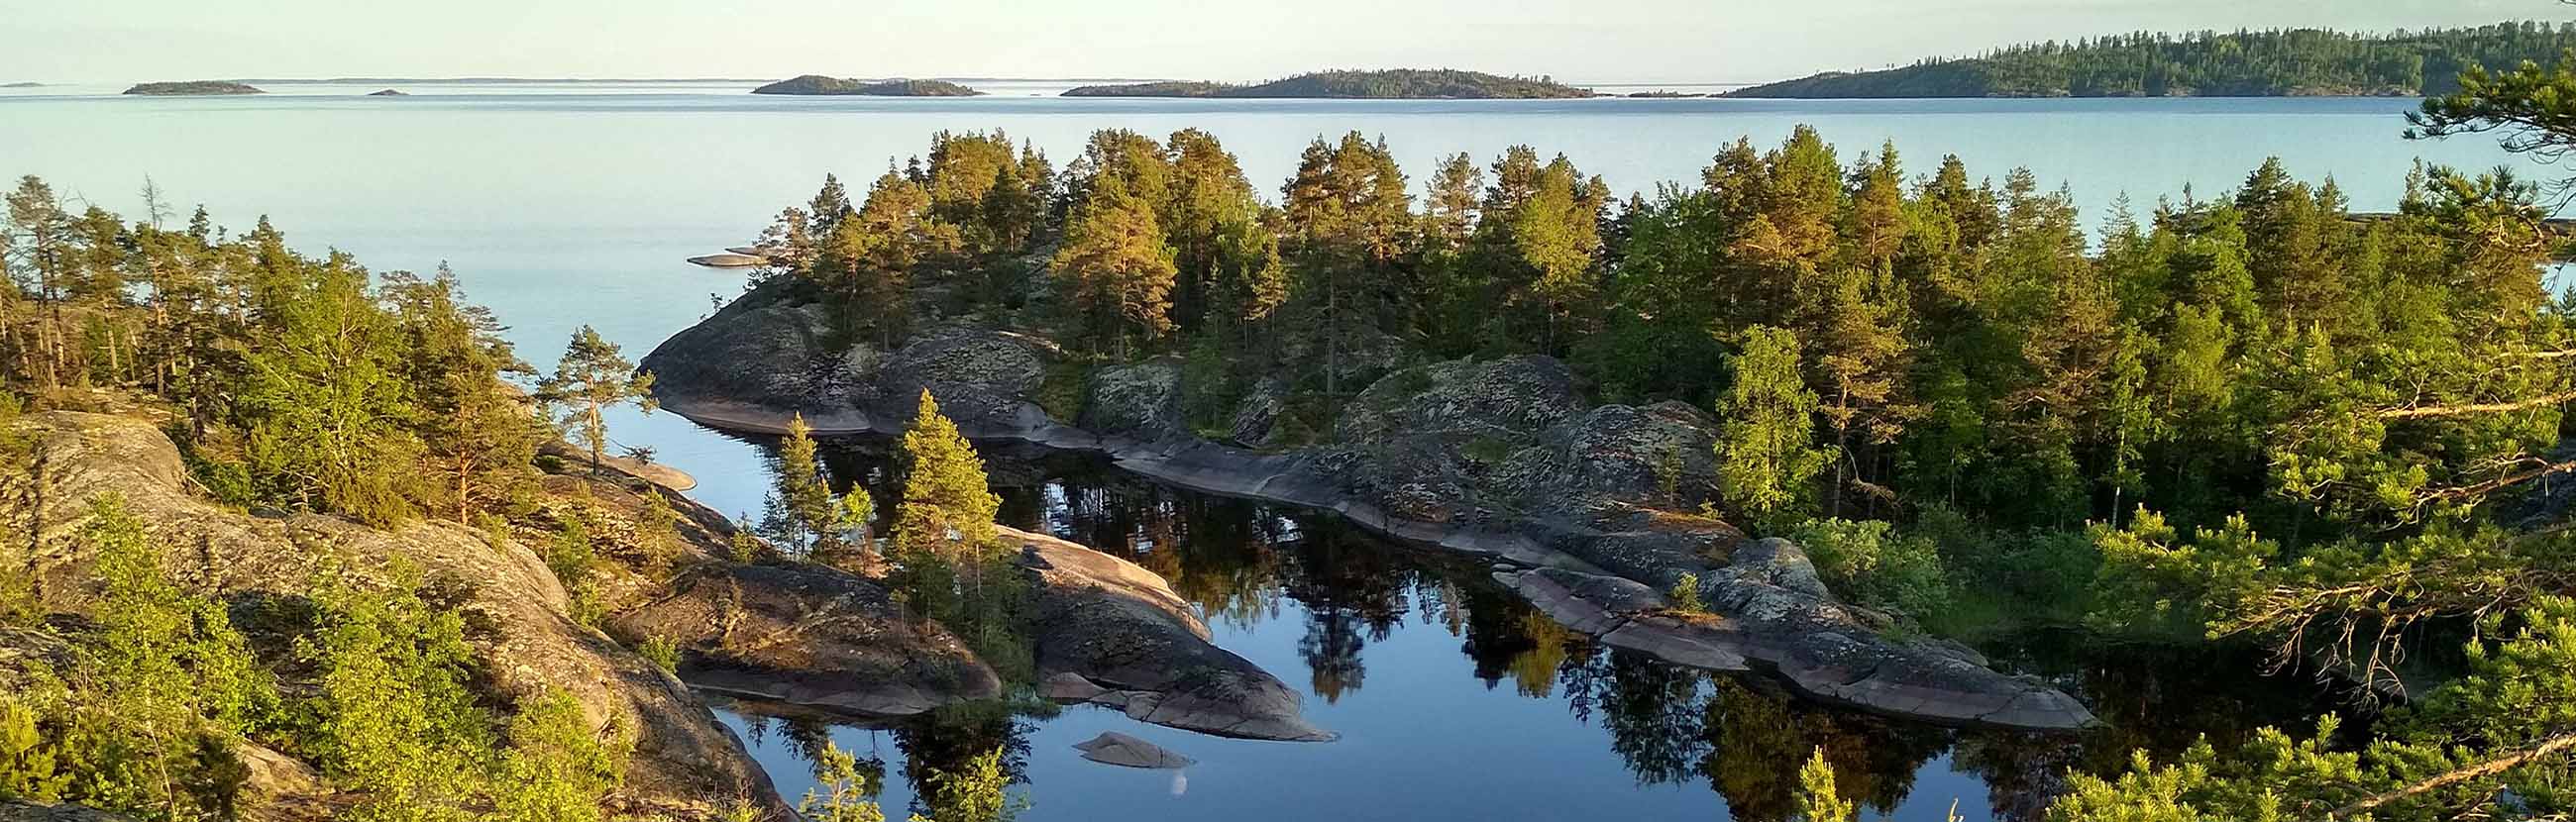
[771,439,2344,820]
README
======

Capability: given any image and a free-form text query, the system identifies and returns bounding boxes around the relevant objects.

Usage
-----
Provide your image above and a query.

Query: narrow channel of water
[708,437,2340,821]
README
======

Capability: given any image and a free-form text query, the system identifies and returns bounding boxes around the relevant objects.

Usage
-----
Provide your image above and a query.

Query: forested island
[641,56,2576,821]
[1731,21,2576,97]
[119,80,263,95]
[1062,68,1593,98]
[751,75,983,96]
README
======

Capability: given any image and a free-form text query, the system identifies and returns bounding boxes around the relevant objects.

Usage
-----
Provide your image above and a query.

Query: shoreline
[655,392,2098,732]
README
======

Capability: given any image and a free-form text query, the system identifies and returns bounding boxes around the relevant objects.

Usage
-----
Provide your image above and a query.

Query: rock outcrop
[610,562,1001,717]
[641,276,2099,731]
[1496,539,2097,729]
[1,412,785,816]
[1010,526,1334,742]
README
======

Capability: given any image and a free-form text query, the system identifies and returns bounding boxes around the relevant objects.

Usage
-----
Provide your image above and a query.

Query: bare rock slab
[1073,731,1196,769]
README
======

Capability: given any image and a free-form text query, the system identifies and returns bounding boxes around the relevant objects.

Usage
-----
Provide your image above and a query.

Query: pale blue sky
[3,0,2562,84]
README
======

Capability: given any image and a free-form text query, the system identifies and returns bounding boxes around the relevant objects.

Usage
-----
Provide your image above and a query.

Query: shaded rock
[1072,731,1195,769]
[1,803,132,822]
[1080,360,1183,439]
[1226,376,1289,449]
[2,412,784,815]
[1009,526,1332,742]
[610,562,999,716]
[873,329,1049,430]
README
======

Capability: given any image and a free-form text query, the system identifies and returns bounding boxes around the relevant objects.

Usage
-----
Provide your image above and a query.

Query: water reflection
[714,437,2346,820]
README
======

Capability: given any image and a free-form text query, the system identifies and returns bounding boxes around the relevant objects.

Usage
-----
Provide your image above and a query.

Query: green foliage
[920,747,1025,822]
[637,635,679,675]
[301,565,493,822]
[797,742,888,822]
[492,689,630,822]
[1667,572,1705,613]
[762,413,838,556]
[1791,518,1951,626]
[1051,173,1179,357]
[1795,748,1857,822]
[1716,327,1835,530]
[0,691,67,803]
[539,325,656,471]
[2055,597,2576,821]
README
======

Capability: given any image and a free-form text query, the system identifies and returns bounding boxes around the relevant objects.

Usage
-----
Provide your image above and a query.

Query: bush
[1668,572,1706,613]
[638,635,679,674]
[1792,518,1952,626]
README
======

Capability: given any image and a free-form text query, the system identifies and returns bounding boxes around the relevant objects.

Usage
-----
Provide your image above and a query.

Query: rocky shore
[638,278,2100,731]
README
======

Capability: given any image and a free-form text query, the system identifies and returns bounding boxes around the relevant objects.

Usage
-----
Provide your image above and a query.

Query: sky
[2,0,2564,85]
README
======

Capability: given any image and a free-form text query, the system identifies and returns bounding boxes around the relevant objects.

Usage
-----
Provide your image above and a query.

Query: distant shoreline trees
[1731,22,2576,98]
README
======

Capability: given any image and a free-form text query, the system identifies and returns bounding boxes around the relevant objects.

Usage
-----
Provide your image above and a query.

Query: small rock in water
[1073,731,1194,770]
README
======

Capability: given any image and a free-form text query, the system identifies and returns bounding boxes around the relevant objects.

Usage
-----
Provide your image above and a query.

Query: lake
[0,82,2502,819]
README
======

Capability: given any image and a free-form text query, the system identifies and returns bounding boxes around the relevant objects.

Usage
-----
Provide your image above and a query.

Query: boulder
[1008,526,1333,742]
[609,562,1000,716]
[1226,376,1290,449]
[871,329,1049,430]
[1072,731,1195,769]
[1080,360,1184,440]
[2,412,785,816]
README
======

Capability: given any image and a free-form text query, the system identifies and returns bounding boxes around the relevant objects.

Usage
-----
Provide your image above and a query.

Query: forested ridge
[1731,21,2576,98]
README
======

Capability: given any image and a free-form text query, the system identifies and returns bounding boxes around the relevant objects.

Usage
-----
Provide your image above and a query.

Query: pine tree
[384,266,541,524]
[763,413,836,555]
[540,326,657,471]
[892,390,1000,567]
[1050,174,1178,358]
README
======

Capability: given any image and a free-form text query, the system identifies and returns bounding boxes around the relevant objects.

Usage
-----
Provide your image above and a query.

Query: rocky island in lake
[640,128,2100,731]
[121,80,264,95]
[1063,68,1594,98]
[751,74,983,96]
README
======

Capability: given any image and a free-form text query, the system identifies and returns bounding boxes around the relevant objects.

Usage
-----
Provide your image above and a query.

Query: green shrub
[1791,518,1952,626]
[638,635,679,674]
[1668,572,1706,613]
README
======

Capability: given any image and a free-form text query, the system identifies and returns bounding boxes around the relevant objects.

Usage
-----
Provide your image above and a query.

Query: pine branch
[2325,732,2576,820]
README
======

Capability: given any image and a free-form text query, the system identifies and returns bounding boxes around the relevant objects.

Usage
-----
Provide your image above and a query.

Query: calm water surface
[2,83,2474,819]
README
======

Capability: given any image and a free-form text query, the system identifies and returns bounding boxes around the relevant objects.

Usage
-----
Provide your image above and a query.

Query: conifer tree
[1050,174,1178,358]
[540,326,657,471]
[763,413,836,555]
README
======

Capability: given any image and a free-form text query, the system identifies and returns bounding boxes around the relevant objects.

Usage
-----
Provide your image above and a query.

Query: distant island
[122,80,265,95]
[1063,69,1595,99]
[1729,22,2576,98]
[368,88,408,96]
[2,81,42,88]
[750,75,983,96]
